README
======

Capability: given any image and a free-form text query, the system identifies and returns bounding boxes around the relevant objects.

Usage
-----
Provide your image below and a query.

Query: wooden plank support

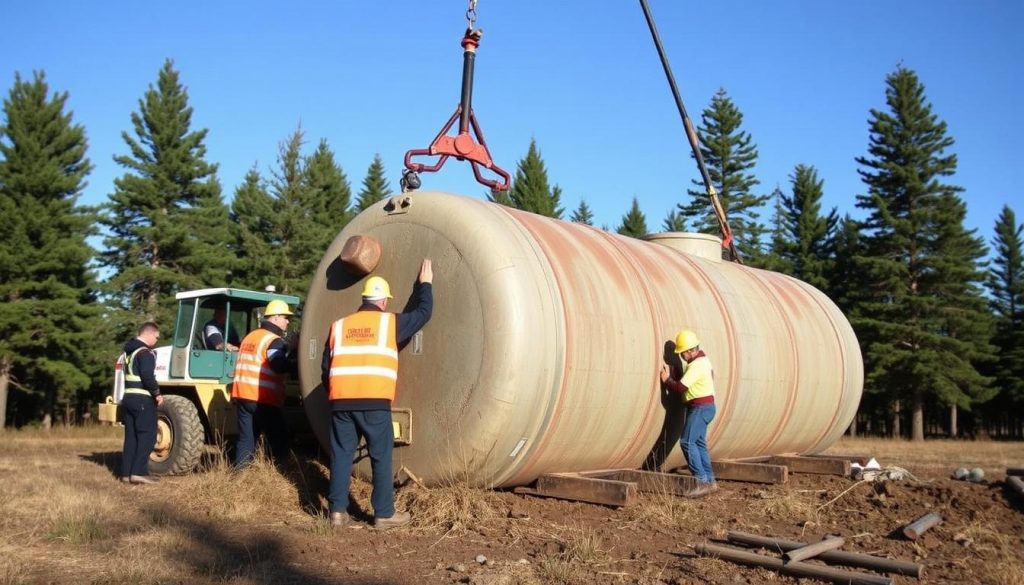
[514,473,638,507]
[808,453,870,465]
[727,531,923,578]
[783,536,845,563]
[769,455,851,476]
[695,543,892,585]
[712,460,788,484]
[618,469,699,495]
[1006,468,1024,477]
[902,512,942,540]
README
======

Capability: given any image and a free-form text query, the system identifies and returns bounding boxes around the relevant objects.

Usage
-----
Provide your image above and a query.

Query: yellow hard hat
[673,330,700,353]
[361,276,393,300]
[264,299,294,317]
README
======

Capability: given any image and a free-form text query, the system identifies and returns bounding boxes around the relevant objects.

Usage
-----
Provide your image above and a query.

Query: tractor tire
[150,394,204,475]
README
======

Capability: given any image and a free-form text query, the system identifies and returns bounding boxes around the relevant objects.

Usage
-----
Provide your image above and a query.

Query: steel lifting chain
[466,0,477,30]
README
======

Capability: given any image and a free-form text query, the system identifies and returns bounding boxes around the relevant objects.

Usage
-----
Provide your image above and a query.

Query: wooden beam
[727,531,922,578]
[808,453,870,466]
[902,512,942,540]
[1006,468,1024,477]
[712,460,788,484]
[514,473,638,507]
[617,469,700,496]
[769,456,851,476]
[695,543,892,585]
[783,536,845,562]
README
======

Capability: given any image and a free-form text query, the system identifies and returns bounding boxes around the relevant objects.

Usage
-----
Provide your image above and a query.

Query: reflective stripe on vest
[328,312,398,401]
[231,328,285,406]
[123,347,152,396]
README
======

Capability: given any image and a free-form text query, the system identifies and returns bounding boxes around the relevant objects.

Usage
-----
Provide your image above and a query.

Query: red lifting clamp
[404,28,511,192]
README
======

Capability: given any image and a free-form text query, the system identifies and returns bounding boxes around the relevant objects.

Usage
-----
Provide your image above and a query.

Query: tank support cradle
[513,469,701,508]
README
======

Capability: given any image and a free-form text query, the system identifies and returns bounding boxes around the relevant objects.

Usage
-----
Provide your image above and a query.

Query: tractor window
[174,299,196,349]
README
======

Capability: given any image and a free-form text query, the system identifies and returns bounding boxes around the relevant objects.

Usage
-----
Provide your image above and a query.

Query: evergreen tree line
[1,61,1021,439]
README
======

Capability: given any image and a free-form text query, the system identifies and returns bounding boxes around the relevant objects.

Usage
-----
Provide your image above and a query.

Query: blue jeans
[233,399,289,468]
[121,394,157,476]
[328,409,395,518]
[680,402,716,483]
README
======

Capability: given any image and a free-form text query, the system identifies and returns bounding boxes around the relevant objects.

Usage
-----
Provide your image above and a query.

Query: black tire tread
[153,394,204,475]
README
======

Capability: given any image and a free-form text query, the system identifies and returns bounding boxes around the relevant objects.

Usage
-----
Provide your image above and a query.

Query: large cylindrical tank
[298,192,862,488]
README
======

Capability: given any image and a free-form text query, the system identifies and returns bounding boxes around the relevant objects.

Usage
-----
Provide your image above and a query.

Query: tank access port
[392,408,412,446]
[339,235,381,275]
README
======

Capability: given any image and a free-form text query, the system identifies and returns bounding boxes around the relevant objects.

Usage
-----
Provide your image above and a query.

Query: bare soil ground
[1,429,1022,585]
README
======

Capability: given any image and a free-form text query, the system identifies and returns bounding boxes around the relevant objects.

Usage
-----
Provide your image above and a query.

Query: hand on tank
[155,395,164,406]
[659,363,670,383]
[418,258,433,284]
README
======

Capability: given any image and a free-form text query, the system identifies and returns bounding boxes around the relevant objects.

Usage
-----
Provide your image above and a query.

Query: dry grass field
[1,428,1022,584]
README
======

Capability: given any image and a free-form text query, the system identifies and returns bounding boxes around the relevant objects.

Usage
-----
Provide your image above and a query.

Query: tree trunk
[911,394,925,441]
[892,401,902,438]
[0,356,9,429]
[949,404,958,438]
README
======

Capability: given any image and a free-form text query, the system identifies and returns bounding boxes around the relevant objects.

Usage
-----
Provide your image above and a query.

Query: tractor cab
[168,288,301,383]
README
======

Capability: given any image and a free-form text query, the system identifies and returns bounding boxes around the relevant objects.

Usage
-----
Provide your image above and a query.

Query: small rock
[485,559,494,567]
[968,468,985,483]
[517,559,530,565]
[475,555,487,564]
[434,562,445,570]
[953,467,969,480]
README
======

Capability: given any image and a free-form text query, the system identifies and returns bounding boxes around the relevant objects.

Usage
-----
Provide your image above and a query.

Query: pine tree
[853,67,992,440]
[987,205,1024,413]
[236,130,352,299]
[760,187,790,273]
[230,166,277,290]
[356,154,391,212]
[507,139,563,218]
[100,60,228,332]
[777,165,838,289]
[617,197,648,238]
[677,89,768,260]
[828,215,862,314]
[570,199,594,225]
[662,209,686,232]
[0,71,103,426]
[303,138,352,253]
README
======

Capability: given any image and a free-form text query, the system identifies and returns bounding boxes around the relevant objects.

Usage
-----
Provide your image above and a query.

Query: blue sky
[2,0,1021,247]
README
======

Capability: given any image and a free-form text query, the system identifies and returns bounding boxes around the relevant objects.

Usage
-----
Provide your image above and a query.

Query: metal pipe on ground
[1008,475,1024,498]
[726,531,923,578]
[694,543,892,585]
[902,512,942,540]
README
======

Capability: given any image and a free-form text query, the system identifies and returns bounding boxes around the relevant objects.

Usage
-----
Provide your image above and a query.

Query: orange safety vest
[327,311,399,402]
[231,328,286,406]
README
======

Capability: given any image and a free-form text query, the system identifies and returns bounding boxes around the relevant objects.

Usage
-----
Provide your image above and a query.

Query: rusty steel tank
[298,192,863,488]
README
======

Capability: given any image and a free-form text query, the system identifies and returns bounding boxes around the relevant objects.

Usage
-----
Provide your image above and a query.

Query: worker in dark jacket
[322,259,434,529]
[231,299,298,468]
[120,321,163,485]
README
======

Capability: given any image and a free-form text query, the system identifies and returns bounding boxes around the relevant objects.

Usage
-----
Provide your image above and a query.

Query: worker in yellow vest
[660,329,718,495]
[120,321,163,484]
[231,299,297,468]
[322,259,434,529]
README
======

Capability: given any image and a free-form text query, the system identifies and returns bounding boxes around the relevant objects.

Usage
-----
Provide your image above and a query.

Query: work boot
[129,475,159,485]
[329,512,350,528]
[707,481,720,493]
[686,483,710,497]
[119,476,131,483]
[373,511,411,530]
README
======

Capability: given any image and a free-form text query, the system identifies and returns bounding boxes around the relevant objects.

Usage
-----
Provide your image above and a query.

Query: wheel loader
[98,287,304,474]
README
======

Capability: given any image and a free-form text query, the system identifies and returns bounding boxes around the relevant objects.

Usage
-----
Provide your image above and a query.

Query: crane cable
[637,0,742,264]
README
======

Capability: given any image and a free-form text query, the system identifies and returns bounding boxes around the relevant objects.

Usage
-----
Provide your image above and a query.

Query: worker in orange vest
[322,259,434,529]
[231,299,297,468]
